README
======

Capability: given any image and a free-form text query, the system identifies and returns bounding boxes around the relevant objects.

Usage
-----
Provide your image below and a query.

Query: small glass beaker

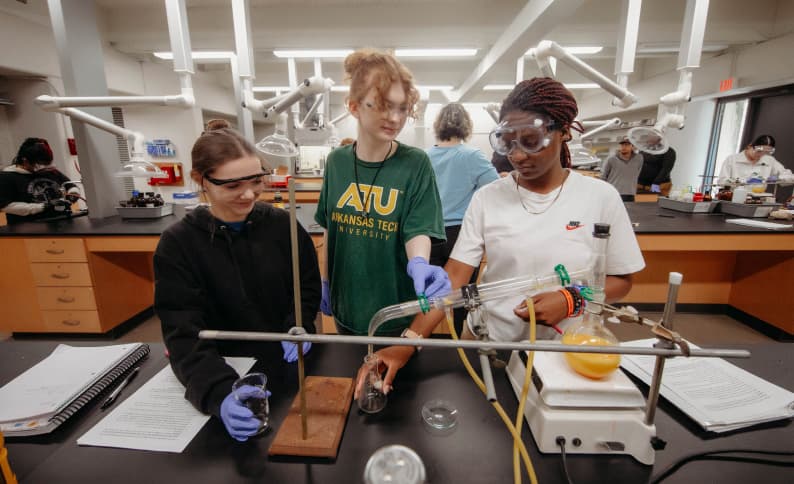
[357,354,387,414]
[364,444,426,484]
[232,372,269,435]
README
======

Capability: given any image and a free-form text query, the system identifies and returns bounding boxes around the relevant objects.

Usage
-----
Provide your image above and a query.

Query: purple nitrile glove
[281,341,312,363]
[320,279,332,316]
[767,175,779,183]
[650,184,661,193]
[220,386,270,441]
[746,176,764,184]
[406,256,452,298]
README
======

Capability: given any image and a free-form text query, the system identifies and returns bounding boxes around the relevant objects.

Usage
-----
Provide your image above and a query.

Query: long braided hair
[499,77,583,168]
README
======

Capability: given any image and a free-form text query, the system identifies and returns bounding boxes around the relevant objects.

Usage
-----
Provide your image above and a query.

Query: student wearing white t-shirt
[361,78,646,395]
[717,134,794,186]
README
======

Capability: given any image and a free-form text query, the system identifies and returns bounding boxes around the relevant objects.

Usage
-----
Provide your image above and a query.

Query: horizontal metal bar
[199,330,751,359]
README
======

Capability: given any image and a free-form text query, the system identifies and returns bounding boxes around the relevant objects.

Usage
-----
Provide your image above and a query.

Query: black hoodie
[154,202,320,417]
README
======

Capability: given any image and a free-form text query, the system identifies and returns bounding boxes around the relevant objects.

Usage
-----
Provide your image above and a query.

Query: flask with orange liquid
[563,223,620,379]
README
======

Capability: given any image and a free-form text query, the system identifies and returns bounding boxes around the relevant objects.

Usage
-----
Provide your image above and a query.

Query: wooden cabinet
[0,237,154,334]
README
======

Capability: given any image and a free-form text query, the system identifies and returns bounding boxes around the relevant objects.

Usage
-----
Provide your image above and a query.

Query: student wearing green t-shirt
[314,48,450,337]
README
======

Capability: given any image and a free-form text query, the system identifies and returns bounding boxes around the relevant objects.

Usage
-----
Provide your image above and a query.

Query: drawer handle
[57,296,76,303]
[46,248,65,255]
[61,319,81,326]
[51,272,71,279]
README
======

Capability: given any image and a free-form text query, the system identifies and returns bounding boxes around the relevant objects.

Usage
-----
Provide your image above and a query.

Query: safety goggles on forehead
[489,119,559,156]
[204,169,268,186]
[753,145,775,155]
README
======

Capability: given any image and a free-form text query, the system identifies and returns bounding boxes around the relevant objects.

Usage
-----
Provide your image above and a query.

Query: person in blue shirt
[426,103,499,331]
[427,102,498,270]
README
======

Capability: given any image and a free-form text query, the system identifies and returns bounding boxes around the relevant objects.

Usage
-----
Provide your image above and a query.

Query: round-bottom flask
[562,313,621,379]
[357,354,387,413]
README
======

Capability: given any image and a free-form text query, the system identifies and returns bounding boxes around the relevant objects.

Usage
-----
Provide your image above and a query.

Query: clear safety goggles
[489,118,559,156]
[204,169,268,194]
[363,101,410,119]
[753,145,775,155]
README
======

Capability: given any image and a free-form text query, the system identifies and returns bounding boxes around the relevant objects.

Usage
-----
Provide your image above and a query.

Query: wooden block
[268,376,354,458]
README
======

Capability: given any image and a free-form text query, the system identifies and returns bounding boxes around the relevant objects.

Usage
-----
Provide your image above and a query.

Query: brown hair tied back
[344,48,420,119]
[191,127,258,177]
[499,77,584,168]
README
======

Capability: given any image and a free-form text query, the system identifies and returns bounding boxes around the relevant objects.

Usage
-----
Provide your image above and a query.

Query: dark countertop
[3,202,791,237]
[625,202,794,234]
[3,340,792,484]
[0,203,323,237]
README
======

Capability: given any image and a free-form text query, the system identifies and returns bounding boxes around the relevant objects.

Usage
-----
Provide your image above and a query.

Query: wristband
[401,328,423,352]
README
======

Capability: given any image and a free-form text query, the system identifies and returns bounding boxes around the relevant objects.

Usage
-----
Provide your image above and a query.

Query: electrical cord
[556,437,574,484]
[650,449,794,483]
[444,307,538,484]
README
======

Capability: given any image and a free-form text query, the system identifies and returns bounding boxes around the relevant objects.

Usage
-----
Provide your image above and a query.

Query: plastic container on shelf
[172,191,200,218]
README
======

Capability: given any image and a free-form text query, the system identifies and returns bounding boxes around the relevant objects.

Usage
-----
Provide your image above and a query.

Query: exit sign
[719,78,736,91]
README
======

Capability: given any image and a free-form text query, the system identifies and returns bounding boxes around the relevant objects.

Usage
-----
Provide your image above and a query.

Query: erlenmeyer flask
[562,312,621,379]
[357,354,387,414]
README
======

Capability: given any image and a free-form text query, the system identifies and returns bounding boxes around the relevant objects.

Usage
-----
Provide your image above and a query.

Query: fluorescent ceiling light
[153,51,234,60]
[525,46,603,56]
[331,86,350,92]
[273,49,353,58]
[637,44,729,54]
[484,83,599,91]
[395,48,477,57]
[417,85,454,91]
[483,84,514,91]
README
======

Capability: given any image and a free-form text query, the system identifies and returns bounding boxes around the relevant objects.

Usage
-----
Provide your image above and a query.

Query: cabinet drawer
[42,310,102,332]
[37,287,96,310]
[30,263,93,286]
[25,238,87,262]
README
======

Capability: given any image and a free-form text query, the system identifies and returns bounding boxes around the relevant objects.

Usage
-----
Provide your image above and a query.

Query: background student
[315,48,450,337]
[154,127,320,441]
[0,137,81,224]
[600,136,643,201]
[717,134,794,186]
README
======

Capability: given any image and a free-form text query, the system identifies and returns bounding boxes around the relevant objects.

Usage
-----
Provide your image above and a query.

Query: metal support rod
[199,330,750,360]
[287,179,308,440]
[645,273,683,425]
[479,353,498,402]
[645,354,668,425]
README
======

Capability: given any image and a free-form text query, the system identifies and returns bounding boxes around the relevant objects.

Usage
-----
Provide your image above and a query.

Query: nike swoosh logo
[566,225,584,231]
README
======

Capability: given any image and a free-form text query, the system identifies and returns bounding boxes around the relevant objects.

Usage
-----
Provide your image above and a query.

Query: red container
[692,192,704,202]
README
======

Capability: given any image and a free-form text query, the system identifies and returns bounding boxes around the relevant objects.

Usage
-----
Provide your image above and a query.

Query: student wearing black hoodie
[153,128,320,441]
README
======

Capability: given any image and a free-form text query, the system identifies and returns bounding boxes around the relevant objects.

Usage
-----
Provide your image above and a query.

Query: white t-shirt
[717,152,794,185]
[451,170,646,342]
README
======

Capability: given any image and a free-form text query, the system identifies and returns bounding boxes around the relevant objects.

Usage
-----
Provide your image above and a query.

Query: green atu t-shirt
[315,143,445,335]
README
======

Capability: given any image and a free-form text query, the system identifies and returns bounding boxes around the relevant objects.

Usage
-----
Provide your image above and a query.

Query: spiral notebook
[0,343,150,437]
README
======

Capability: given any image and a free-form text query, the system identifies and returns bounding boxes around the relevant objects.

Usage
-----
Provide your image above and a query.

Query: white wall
[0,106,15,164]
[664,99,717,190]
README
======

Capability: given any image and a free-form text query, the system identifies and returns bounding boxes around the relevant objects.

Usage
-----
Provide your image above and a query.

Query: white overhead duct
[529,40,638,109]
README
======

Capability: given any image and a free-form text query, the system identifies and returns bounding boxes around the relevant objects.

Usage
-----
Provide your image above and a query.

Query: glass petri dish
[364,444,426,484]
[421,399,458,432]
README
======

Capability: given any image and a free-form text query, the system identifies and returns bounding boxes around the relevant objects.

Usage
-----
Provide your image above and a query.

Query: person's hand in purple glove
[281,341,312,363]
[766,175,779,183]
[320,279,332,316]
[220,386,270,441]
[406,256,451,298]
[650,184,661,193]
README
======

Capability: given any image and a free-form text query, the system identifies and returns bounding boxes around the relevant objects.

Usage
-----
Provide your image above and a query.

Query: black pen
[101,367,140,410]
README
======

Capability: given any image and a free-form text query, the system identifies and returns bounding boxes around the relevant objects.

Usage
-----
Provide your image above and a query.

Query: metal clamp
[461,284,481,311]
